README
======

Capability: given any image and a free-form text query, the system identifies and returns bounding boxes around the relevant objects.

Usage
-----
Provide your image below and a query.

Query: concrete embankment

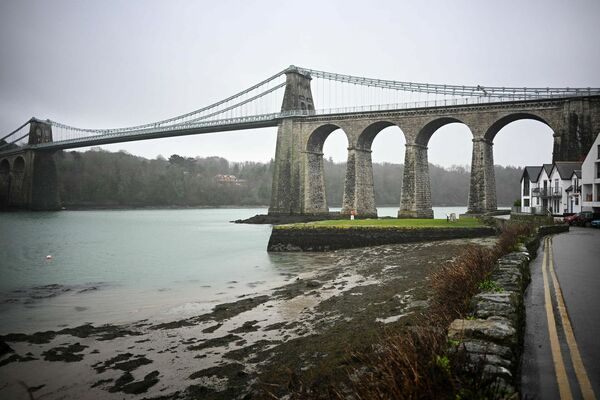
[268,226,497,251]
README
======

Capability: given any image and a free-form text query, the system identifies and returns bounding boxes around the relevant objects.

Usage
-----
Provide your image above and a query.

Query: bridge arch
[484,112,554,143]
[306,124,348,153]
[484,113,555,211]
[356,121,405,150]
[348,121,406,217]
[13,156,25,173]
[303,124,349,214]
[415,117,472,146]
[399,117,474,218]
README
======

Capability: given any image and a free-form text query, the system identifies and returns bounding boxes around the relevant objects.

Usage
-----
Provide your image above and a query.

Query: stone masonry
[268,71,600,218]
[0,120,60,210]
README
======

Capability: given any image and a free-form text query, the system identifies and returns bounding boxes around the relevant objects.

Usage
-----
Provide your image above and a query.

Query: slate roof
[543,163,553,176]
[553,161,583,180]
[521,166,543,183]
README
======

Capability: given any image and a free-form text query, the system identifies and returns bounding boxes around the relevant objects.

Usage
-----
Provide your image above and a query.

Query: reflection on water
[0,206,472,333]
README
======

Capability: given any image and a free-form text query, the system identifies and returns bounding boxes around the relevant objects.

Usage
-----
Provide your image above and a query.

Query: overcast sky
[1,0,599,167]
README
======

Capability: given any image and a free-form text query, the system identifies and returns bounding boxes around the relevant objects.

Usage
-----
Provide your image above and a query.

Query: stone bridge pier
[0,120,60,210]
[467,138,497,214]
[398,143,433,218]
[341,146,377,218]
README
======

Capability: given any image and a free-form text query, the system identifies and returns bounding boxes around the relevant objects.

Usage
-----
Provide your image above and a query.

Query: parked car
[591,219,600,229]
[565,212,600,227]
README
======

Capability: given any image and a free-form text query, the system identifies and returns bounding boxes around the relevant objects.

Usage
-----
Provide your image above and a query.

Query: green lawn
[276,217,484,229]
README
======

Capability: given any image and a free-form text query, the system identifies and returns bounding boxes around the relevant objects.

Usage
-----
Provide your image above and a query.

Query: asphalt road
[522,227,600,400]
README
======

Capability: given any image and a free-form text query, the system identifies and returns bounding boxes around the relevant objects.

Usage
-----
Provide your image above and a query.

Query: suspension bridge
[1,65,599,215]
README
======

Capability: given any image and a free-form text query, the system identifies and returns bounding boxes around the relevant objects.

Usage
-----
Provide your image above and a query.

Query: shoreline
[0,237,497,399]
[1,205,508,213]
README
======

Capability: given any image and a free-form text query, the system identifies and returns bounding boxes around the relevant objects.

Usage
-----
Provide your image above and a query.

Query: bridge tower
[268,66,315,215]
[0,119,60,210]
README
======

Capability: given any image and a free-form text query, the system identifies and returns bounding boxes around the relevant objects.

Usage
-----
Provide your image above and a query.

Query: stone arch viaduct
[268,71,600,218]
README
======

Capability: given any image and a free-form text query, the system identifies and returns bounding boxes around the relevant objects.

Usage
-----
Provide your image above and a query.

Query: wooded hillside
[56,149,522,207]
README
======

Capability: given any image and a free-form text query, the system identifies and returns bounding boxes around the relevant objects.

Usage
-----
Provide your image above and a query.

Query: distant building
[520,161,582,215]
[214,174,246,186]
[581,132,600,212]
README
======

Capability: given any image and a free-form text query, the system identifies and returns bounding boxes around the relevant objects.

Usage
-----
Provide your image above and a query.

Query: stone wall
[446,224,569,398]
[510,213,555,225]
[267,226,496,252]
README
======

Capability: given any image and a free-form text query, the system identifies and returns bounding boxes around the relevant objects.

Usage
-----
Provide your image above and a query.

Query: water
[0,206,468,334]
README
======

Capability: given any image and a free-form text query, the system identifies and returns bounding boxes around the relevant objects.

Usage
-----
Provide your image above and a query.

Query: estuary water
[0,206,466,334]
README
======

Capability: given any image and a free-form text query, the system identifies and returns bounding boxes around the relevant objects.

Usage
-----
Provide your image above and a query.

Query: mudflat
[0,237,496,399]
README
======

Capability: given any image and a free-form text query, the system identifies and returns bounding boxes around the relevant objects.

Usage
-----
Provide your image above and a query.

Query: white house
[520,162,582,215]
[532,164,553,214]
[548,162,582,214]
[520,166,542,213]
[581,132,600,212]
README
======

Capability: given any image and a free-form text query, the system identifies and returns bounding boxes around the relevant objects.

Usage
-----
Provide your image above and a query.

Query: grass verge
[275,217,484,230]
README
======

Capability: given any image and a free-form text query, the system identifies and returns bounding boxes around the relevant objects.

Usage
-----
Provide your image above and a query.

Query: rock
[108,370,159,394]
[201,323,223,334]
[448,317,516,346]
[188,334,242,351]
[490,271,522,292]
[482,364,513,380]
[0,340,13,356]
[455,339,513,360]
[229,320,260,334]
[472,292,519,321]
[42,342,88,362]
[466,352,512,369]
[489,377,517,399]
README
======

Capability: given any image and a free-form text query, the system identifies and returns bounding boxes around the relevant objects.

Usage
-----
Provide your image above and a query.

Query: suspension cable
[294,66,600,99]
[47,67,288,134]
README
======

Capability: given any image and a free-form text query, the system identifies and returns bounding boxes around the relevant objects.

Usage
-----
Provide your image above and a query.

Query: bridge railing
[308,95,554,116]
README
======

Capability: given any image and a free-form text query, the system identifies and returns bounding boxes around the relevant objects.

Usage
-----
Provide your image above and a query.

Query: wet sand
[0,237,496,399]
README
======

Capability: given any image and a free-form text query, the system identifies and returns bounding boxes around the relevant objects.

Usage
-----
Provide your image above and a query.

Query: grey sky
[1,0,599,167]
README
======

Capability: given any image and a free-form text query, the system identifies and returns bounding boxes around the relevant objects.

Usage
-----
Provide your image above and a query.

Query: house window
[523,199,530,207]
[598,144,600,159]
[575,197,579,205]
[523,180,530,196]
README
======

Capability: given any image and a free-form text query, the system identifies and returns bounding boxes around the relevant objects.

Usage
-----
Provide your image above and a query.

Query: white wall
[581,134,600,211]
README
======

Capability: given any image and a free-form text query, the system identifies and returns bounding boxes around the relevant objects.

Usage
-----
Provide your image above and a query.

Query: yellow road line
[542,236,573,400]
[548,238,597,400]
